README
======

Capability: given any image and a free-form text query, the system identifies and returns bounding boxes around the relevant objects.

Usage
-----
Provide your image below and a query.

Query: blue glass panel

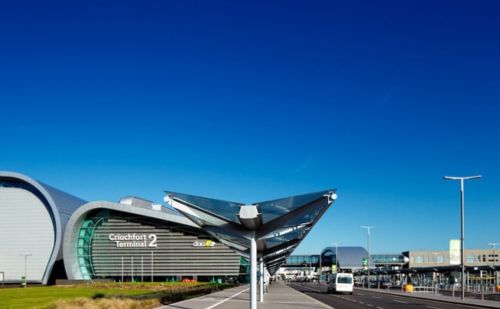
[166,191,244,224]
[257,190,334,223]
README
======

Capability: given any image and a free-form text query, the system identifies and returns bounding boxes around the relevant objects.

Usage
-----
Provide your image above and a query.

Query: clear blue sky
[1,1,499,255]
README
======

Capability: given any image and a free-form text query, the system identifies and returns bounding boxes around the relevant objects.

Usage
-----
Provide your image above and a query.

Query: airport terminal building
[1,172,337,288]
[0,172,247,284]
[63,198,246,282]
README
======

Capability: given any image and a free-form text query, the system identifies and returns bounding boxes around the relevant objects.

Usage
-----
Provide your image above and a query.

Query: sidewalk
[158,282,331,309]
[357,287,500,308]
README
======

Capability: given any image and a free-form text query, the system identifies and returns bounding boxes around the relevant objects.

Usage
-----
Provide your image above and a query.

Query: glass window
[337,276,353,284]
[416,256,423,263]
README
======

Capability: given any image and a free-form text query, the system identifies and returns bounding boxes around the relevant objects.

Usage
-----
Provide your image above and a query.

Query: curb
[356,288,500,309]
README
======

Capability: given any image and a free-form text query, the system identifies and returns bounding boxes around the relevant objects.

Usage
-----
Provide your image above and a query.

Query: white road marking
[372,296,382,299]
[367,304,373,307]
[376,307,385,309]
[427,306,443,309]
[205,288,249,309]
[393,299,408,304]
[357,293,365,296]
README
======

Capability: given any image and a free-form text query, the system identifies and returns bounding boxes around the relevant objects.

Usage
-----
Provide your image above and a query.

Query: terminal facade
[0,171,335,293]
[0,172,85,284]
[3,171,496,289]
[63,199,247,283]
[279,247,499,286]
[0,172,248,284]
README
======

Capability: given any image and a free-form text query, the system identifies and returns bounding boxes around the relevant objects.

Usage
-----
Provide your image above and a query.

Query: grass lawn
[0,282,212,309]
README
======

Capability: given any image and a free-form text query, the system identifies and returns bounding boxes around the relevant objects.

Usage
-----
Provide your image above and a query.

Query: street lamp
[331,242,340,272]
[488,242,500,286]
[443,175,481,300]
[361,226,374,288]
[19,254,32,288]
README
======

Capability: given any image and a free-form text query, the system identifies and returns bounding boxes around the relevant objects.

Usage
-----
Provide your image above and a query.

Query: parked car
[380,280,392,288]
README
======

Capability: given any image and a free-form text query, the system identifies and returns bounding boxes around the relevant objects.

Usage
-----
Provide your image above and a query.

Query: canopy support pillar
[260,258,264,302]
[250,235,257,309]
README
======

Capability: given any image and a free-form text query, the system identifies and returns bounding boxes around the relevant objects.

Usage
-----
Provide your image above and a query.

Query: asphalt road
[289,283,487,309]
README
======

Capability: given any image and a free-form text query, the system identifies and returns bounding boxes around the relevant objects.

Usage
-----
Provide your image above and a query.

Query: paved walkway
[158,282,332,309]
[357,287,500,308]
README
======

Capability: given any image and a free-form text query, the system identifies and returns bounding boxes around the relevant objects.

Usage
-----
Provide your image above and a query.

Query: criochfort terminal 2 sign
[193,240,216,247]
[108,233,157,248]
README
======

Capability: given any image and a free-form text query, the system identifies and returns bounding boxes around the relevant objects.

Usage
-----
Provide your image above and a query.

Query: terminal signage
[108,233,157,248]
[193,240,216,247]
[449,239,461,265]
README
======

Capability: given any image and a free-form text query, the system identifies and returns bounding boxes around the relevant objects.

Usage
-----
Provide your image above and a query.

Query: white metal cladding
[90,217,241,278]
[64,201,245,280]
[0,171,86,284]
[0,187,54,282]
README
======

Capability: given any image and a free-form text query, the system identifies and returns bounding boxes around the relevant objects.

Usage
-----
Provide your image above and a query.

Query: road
[288,283,487,309]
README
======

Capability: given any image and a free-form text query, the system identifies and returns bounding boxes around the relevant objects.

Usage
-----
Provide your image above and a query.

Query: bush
[48,297,160,309]
[92,292,105,299]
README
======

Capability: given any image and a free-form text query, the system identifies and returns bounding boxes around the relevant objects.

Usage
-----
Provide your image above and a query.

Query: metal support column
[250,236,257,309]
[460,179,465,300]
[443,175,481,301]
[260,259,264,302]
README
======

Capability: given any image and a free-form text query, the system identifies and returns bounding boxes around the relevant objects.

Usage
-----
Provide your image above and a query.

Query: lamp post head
[443,175,482,180]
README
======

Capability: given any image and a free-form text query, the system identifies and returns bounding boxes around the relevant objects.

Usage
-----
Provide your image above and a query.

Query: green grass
[0,282,211,309]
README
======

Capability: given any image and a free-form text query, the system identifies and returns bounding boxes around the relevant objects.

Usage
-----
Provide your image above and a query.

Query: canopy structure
[164,189,337,309]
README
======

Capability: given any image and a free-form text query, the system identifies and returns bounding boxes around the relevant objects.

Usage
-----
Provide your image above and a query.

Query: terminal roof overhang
[164,189,337,274]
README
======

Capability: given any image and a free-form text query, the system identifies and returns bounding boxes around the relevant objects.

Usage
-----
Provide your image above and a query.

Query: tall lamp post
[20,254,32,288]
[443,175,481,300]
[361,226,374,288]
[489,242,500,286]
[331,242,340,272]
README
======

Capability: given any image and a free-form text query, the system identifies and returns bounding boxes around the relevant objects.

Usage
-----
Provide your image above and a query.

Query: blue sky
[1,1,499,254]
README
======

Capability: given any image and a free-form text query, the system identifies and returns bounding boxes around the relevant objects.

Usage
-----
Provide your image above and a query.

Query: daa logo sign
[193,240,216,247]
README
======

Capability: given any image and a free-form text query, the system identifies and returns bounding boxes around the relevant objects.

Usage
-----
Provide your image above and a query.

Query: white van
[327,273,354,294]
